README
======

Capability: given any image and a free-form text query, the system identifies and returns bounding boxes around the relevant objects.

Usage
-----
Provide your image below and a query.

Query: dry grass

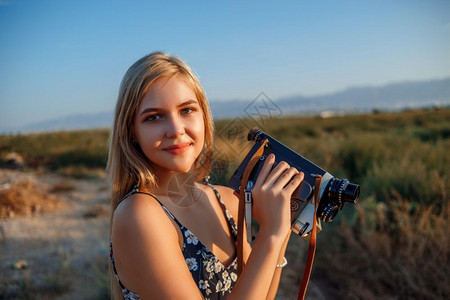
[50,180,76,193]
[83,204,109,219]
[314,195,449,299]
[57,166,106,179]
[0,177,62,218]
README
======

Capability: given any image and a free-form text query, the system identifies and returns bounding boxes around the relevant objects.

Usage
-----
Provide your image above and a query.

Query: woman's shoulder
[112,192,176,236]
[110,192,199,298]
[114,192,161,216]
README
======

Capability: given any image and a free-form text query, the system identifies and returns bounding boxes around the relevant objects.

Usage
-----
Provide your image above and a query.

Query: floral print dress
[110,184,239,300]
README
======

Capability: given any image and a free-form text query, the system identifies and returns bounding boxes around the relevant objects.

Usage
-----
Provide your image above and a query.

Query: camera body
[229,128,360,237]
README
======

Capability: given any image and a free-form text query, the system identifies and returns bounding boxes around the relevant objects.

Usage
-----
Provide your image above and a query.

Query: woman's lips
[163,142,191,155]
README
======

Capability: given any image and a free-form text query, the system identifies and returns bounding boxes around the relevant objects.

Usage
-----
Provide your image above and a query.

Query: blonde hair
[107,51,214,298]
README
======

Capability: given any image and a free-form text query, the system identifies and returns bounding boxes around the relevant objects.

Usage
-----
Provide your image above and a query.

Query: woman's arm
[217,186,292,299]
[266,231,291,300]
[112,194,204,299]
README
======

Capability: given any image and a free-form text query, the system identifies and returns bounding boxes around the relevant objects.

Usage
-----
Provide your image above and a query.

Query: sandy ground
[0,169,328,300]
[0,169,110,299]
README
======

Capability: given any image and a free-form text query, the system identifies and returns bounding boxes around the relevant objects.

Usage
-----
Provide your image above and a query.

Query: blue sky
[1,0,449,131]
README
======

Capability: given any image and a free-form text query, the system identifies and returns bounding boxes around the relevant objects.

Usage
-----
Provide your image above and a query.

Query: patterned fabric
[110,184,239,300]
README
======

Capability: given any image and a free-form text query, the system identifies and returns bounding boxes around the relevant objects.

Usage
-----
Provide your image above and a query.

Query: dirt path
[0,169,110,299]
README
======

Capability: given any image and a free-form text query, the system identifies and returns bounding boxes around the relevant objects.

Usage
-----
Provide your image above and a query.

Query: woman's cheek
[190,115,205,141]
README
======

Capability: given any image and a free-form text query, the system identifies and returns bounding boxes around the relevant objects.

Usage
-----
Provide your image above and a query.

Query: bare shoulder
[111,193,180,259]
[112,193,174,235]
[111,193,202,298]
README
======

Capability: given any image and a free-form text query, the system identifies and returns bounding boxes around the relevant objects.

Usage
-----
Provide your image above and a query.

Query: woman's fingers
[264,161,291,186]
[283,171,304,195]
[270,167,299,189]
[253,153,276,188]
[258,160,290,188]
[255,156,302,191]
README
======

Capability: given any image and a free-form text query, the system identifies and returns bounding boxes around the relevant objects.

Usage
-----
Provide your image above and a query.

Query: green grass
[0,129,109,178]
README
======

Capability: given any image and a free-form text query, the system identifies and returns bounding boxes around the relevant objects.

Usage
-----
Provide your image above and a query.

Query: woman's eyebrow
[139,99,199,116]
[178,99,198,107]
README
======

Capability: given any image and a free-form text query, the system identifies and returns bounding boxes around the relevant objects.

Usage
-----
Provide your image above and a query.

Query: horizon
[1,0,449,131]
[2,103,449,137]
[2,77,449,134]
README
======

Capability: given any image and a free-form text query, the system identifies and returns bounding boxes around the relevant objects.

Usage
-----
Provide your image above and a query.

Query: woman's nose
[165,114,185,138]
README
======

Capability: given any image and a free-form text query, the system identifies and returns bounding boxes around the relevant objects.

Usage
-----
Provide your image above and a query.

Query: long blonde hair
[107,51,214,298]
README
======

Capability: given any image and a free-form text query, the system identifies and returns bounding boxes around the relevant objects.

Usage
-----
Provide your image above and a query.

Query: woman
[107,51,304,299]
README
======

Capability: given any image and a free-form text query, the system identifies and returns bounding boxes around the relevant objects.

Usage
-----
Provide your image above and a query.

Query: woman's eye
[181,107,195,114]
[145,114,162,121]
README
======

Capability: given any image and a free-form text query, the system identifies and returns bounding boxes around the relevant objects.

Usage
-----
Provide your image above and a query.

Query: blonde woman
[107,51,304,299]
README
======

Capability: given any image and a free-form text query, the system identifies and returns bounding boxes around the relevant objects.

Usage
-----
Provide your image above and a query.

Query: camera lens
[344,183,360,203]
[319,202,339,222]
[318,178,360,222]
[248,128,262,141]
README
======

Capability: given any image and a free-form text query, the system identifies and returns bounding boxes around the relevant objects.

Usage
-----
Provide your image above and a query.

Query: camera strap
[297,174,322,300]
[237,138,268,275]
[244,181,254,244]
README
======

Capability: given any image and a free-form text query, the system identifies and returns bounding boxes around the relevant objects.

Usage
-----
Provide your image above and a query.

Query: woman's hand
[251,153,304,237]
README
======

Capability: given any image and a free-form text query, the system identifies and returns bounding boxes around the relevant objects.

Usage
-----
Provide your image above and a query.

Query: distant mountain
[5,78,449,133]
[210,77,450,119]
[18,112,113,133]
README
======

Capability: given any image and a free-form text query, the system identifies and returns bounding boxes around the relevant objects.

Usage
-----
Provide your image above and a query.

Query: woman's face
[133,74,205,176]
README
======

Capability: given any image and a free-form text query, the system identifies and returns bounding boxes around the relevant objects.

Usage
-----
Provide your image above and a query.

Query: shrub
[0,177,63,218]
[315,196,449,299]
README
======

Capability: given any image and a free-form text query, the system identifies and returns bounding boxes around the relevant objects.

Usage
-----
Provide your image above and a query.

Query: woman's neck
[151,171,204,208]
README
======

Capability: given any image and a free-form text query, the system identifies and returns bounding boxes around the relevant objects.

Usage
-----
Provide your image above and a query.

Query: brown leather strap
[237,139,268,276]
[297,174,322,300]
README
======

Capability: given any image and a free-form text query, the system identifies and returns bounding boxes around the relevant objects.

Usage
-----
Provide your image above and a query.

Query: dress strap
[126,186,184,228]
[126,184,238,239]
[206,183,238,240]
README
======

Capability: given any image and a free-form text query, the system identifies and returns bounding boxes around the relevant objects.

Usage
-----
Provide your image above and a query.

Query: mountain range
[5,78,450,133]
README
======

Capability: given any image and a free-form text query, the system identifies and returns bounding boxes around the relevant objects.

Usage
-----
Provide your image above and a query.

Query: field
[0,107,449,299]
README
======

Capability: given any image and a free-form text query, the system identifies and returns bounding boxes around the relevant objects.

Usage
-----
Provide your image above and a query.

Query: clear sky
[1,0,449,131]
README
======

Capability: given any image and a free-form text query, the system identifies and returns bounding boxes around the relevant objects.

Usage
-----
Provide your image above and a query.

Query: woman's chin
[170,165,195,175]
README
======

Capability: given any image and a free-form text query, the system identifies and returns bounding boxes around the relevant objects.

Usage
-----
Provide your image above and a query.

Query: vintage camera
[229,128,360,239]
